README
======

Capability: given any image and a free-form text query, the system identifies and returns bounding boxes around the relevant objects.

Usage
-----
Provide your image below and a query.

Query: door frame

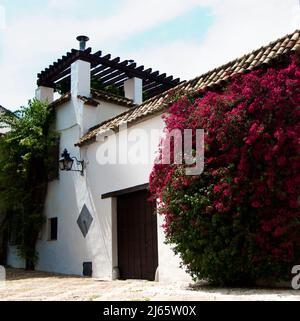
[102,184,158,281]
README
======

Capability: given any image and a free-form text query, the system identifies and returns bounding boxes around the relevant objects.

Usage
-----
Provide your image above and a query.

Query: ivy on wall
[0,100,58,269]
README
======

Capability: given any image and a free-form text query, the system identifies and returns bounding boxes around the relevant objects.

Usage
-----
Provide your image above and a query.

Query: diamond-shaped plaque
[77,204,93,238]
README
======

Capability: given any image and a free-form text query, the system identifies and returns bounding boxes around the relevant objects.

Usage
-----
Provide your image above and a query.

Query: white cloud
[0,0,208,109]
[0,5,5,29]
[48,0,76,9]
[0,0,299,109]
[131,0,300,81]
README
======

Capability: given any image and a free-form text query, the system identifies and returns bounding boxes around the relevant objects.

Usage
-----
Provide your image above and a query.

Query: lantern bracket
[59,148,84,175]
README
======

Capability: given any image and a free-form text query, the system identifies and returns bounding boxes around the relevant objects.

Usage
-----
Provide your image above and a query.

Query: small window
[48,218,58,241]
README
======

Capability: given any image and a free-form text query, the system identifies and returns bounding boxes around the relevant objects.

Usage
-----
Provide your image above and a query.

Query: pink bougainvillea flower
[149,54,300,284]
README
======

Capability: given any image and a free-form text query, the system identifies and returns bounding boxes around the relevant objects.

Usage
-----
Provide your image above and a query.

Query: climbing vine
[0,100,58,269]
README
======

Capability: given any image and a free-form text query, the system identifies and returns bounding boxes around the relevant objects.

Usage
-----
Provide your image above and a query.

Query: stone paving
[0,268,299,301]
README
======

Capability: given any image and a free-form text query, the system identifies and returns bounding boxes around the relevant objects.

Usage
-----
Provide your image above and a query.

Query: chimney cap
[76,35,90,51]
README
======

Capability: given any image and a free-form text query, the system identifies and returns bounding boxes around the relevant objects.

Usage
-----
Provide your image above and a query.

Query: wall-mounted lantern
[59,148,84,175]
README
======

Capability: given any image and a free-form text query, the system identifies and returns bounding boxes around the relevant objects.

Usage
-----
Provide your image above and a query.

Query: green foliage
[56,76,149,102]
[56,76,125,96]
[0,100,58,269]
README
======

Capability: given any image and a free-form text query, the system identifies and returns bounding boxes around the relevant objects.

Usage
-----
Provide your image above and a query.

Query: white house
[0,105,10,136]
[6,30,300,282]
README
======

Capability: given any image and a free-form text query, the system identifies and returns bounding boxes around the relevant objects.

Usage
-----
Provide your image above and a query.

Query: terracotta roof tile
[77,95,99,106]
[91,89,135,107]
[50,89,135,109]
[76,29,300,147]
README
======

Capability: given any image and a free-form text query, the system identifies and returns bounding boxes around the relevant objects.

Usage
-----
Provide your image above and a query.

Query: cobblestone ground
[0,268,299,301]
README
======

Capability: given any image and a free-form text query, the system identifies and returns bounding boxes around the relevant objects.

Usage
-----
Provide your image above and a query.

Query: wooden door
[117,189,158,281]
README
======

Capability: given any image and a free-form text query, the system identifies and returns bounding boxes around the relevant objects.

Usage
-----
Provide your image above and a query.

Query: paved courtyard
[0,268,299,301]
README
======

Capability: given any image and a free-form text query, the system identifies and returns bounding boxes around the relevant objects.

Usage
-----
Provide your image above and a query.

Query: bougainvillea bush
[149,56,300,286]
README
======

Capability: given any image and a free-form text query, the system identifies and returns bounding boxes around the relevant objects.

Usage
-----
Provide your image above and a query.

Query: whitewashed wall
[7,97,128,276]
[6,246,25,269]
[0,111,10,135]
[81,113,190,282]
[7,95,191,282]
[0,127,9,135]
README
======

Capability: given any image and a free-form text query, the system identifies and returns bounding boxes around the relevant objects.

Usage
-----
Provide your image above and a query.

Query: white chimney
[71,35,91,97]
[71,60,91,97]
[124,77,143,105]
[35,86,54,103]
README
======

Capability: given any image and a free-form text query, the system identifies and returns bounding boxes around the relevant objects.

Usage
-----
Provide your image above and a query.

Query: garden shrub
[149,56,300,286]
[0,100,58,269]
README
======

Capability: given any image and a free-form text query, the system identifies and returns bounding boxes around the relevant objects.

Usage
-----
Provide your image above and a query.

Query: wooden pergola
[37,48,182,99]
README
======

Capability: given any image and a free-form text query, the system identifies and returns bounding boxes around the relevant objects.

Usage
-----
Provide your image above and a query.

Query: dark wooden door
[117,189,158,281]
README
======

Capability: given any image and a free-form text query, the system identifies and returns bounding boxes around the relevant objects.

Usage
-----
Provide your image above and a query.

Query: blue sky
[0,0,299,109]
[2,0,123,20]
[122,8,213,51]
[0,0,212,54]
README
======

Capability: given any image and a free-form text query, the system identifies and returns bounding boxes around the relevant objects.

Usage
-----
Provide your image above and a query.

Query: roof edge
[73,28,300,147]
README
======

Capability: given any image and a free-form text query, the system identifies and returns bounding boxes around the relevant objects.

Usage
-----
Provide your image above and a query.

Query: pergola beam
[37,48,182,98]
